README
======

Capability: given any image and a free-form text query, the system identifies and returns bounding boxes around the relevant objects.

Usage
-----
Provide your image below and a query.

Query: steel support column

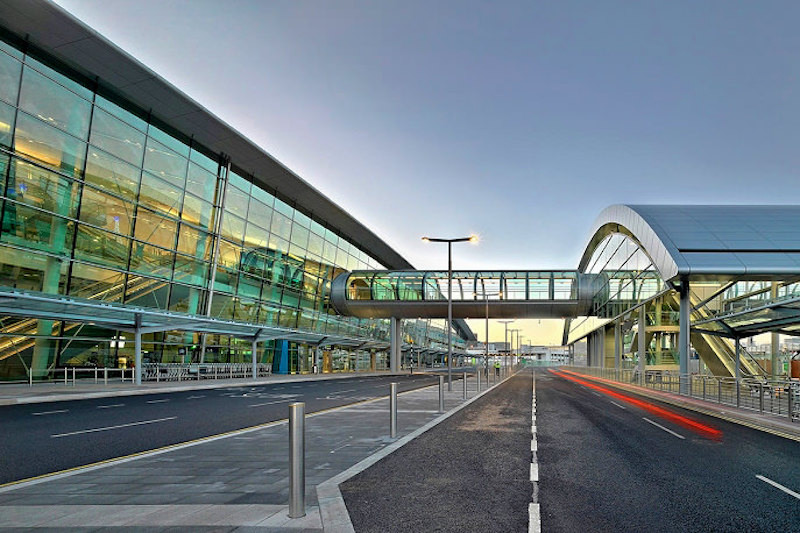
[638,305,646,385]
[614,322,621,371]
[251,339,258,380]
[735,337,742,407]
[390,317,400,373]
[678,279,690,394]
[134,314,142,386]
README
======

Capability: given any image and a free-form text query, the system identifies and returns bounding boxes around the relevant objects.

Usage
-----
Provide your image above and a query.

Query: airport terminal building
[0,1,471,381]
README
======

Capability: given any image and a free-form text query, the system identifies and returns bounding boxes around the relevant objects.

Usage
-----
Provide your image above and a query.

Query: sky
[53,0,800,345]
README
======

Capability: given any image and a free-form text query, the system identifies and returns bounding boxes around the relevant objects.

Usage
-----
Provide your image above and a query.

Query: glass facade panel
[74,224,130,268]
[139,172,183,217]
[89,107,146,165]
[0,49,22,105]
[84,148,141,201]
[143,137,188,187]
[18,66,91,139]
[79,186,134,235]
[14,112,86,177]
[181,193,214,231]
[0,99,15,147]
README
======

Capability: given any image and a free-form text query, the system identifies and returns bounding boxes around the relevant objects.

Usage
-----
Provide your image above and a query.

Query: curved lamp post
[422,234,478,391]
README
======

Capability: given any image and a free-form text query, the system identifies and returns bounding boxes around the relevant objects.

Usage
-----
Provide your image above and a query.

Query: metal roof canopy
[692,295,800,339]
[0,288,389,349]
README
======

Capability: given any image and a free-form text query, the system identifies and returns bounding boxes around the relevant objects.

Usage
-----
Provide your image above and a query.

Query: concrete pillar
[678,279,690,394]
[390,317,400,373]
[370,351,376,371]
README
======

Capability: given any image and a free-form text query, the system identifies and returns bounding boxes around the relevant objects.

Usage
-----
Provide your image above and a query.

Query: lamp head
[421,237,430,243]
[469,234,479,244]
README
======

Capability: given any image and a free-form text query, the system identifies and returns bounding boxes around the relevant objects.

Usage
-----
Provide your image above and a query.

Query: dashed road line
[96,404,124,410]
[51,417,177,438]
[610,401,627,410]
[642,417,685,439]
[247,399,293,408]
[32,409,68,416]
[187,395,205,400]
[146,399,169,404]
[530,371,541,533]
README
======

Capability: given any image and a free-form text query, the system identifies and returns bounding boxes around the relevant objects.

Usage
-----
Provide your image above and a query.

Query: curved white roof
[582,205,800,281]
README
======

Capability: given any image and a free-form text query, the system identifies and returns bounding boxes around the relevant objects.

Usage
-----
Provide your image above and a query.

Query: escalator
[664,291,764,378]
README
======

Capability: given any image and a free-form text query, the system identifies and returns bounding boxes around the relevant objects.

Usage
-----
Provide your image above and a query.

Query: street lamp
[510,328,521,373]
[474,289,502,381]
[498,320,514,374]
[422,234,478,391]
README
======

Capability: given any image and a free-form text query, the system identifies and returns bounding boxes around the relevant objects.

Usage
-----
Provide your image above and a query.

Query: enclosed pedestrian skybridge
[331,270,604,319]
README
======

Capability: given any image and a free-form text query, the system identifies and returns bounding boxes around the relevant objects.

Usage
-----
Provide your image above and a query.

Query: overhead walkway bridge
[330,205,800,389]
[331,270,601,319]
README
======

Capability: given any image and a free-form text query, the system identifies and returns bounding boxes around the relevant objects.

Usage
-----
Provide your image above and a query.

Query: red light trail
[550,369,723,441]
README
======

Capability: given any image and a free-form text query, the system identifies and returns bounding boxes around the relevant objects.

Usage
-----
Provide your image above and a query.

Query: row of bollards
[287,369,497,519]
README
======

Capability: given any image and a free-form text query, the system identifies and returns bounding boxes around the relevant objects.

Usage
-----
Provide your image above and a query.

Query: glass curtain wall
[0,37,441,379]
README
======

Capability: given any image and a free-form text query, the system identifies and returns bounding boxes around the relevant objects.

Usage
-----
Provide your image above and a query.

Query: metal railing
[142,363,271,382]
[563,366,800,423]
[25,363,272,386]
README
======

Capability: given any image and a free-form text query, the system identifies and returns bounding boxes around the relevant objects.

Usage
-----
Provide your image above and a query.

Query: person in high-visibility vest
[494,360,501,376]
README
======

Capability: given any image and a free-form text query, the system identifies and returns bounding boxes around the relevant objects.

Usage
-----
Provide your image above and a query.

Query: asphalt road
[539,368,800,532]
[341,370,533,533]
[0,373,443,485]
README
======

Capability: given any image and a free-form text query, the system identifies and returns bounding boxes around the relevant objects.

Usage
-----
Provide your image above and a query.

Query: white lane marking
[330,443,350,454]
[610,401,627,410]
[591,391,601,397]
[530,462,539,482]
[187,395,205,399]
[51,417,177,438]
[530,371,541,533]
[334,389,357,395]
[529,502,541,533]
[248,399,293,408]
[96,404,124,410]
[642,417,685,439]
[757,475,800,500]
[32,409,69,416]
[146,399,169,404]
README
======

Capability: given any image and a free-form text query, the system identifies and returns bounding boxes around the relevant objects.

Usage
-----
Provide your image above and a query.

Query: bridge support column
[771,282,780,378]
[390,317,400,373]
[614,323,621,373]
[678,278,690,395]
[638,305,646,385]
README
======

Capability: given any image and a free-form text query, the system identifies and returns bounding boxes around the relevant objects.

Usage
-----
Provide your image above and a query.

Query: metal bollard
[64,367,68,386]
[215,365,218,380]
[104,367,108,385]
[718,379,722,404]
[788,387,794,421]
[438,375,445,413]
[29,368,32,387]
[702,377,706,400]
[390,383,398,438]
[477,369,481,392]
[759,383,764,413]
[72,367,76,386]
[94,367,98,384]
[288,402,306,519]
[463,372,467,400]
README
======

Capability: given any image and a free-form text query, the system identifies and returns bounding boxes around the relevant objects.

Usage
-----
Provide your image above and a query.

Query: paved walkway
[0,370,508,531]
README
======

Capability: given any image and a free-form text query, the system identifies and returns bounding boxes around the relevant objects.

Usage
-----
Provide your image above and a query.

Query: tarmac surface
[1,366,800,531]
[341,371,533,533]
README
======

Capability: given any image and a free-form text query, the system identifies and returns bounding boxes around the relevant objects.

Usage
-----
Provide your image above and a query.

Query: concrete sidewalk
[0,371,510,531]
[0,369,447,406]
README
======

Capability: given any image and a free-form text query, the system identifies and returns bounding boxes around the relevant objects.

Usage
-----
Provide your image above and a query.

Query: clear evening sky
[54,0,800,345]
